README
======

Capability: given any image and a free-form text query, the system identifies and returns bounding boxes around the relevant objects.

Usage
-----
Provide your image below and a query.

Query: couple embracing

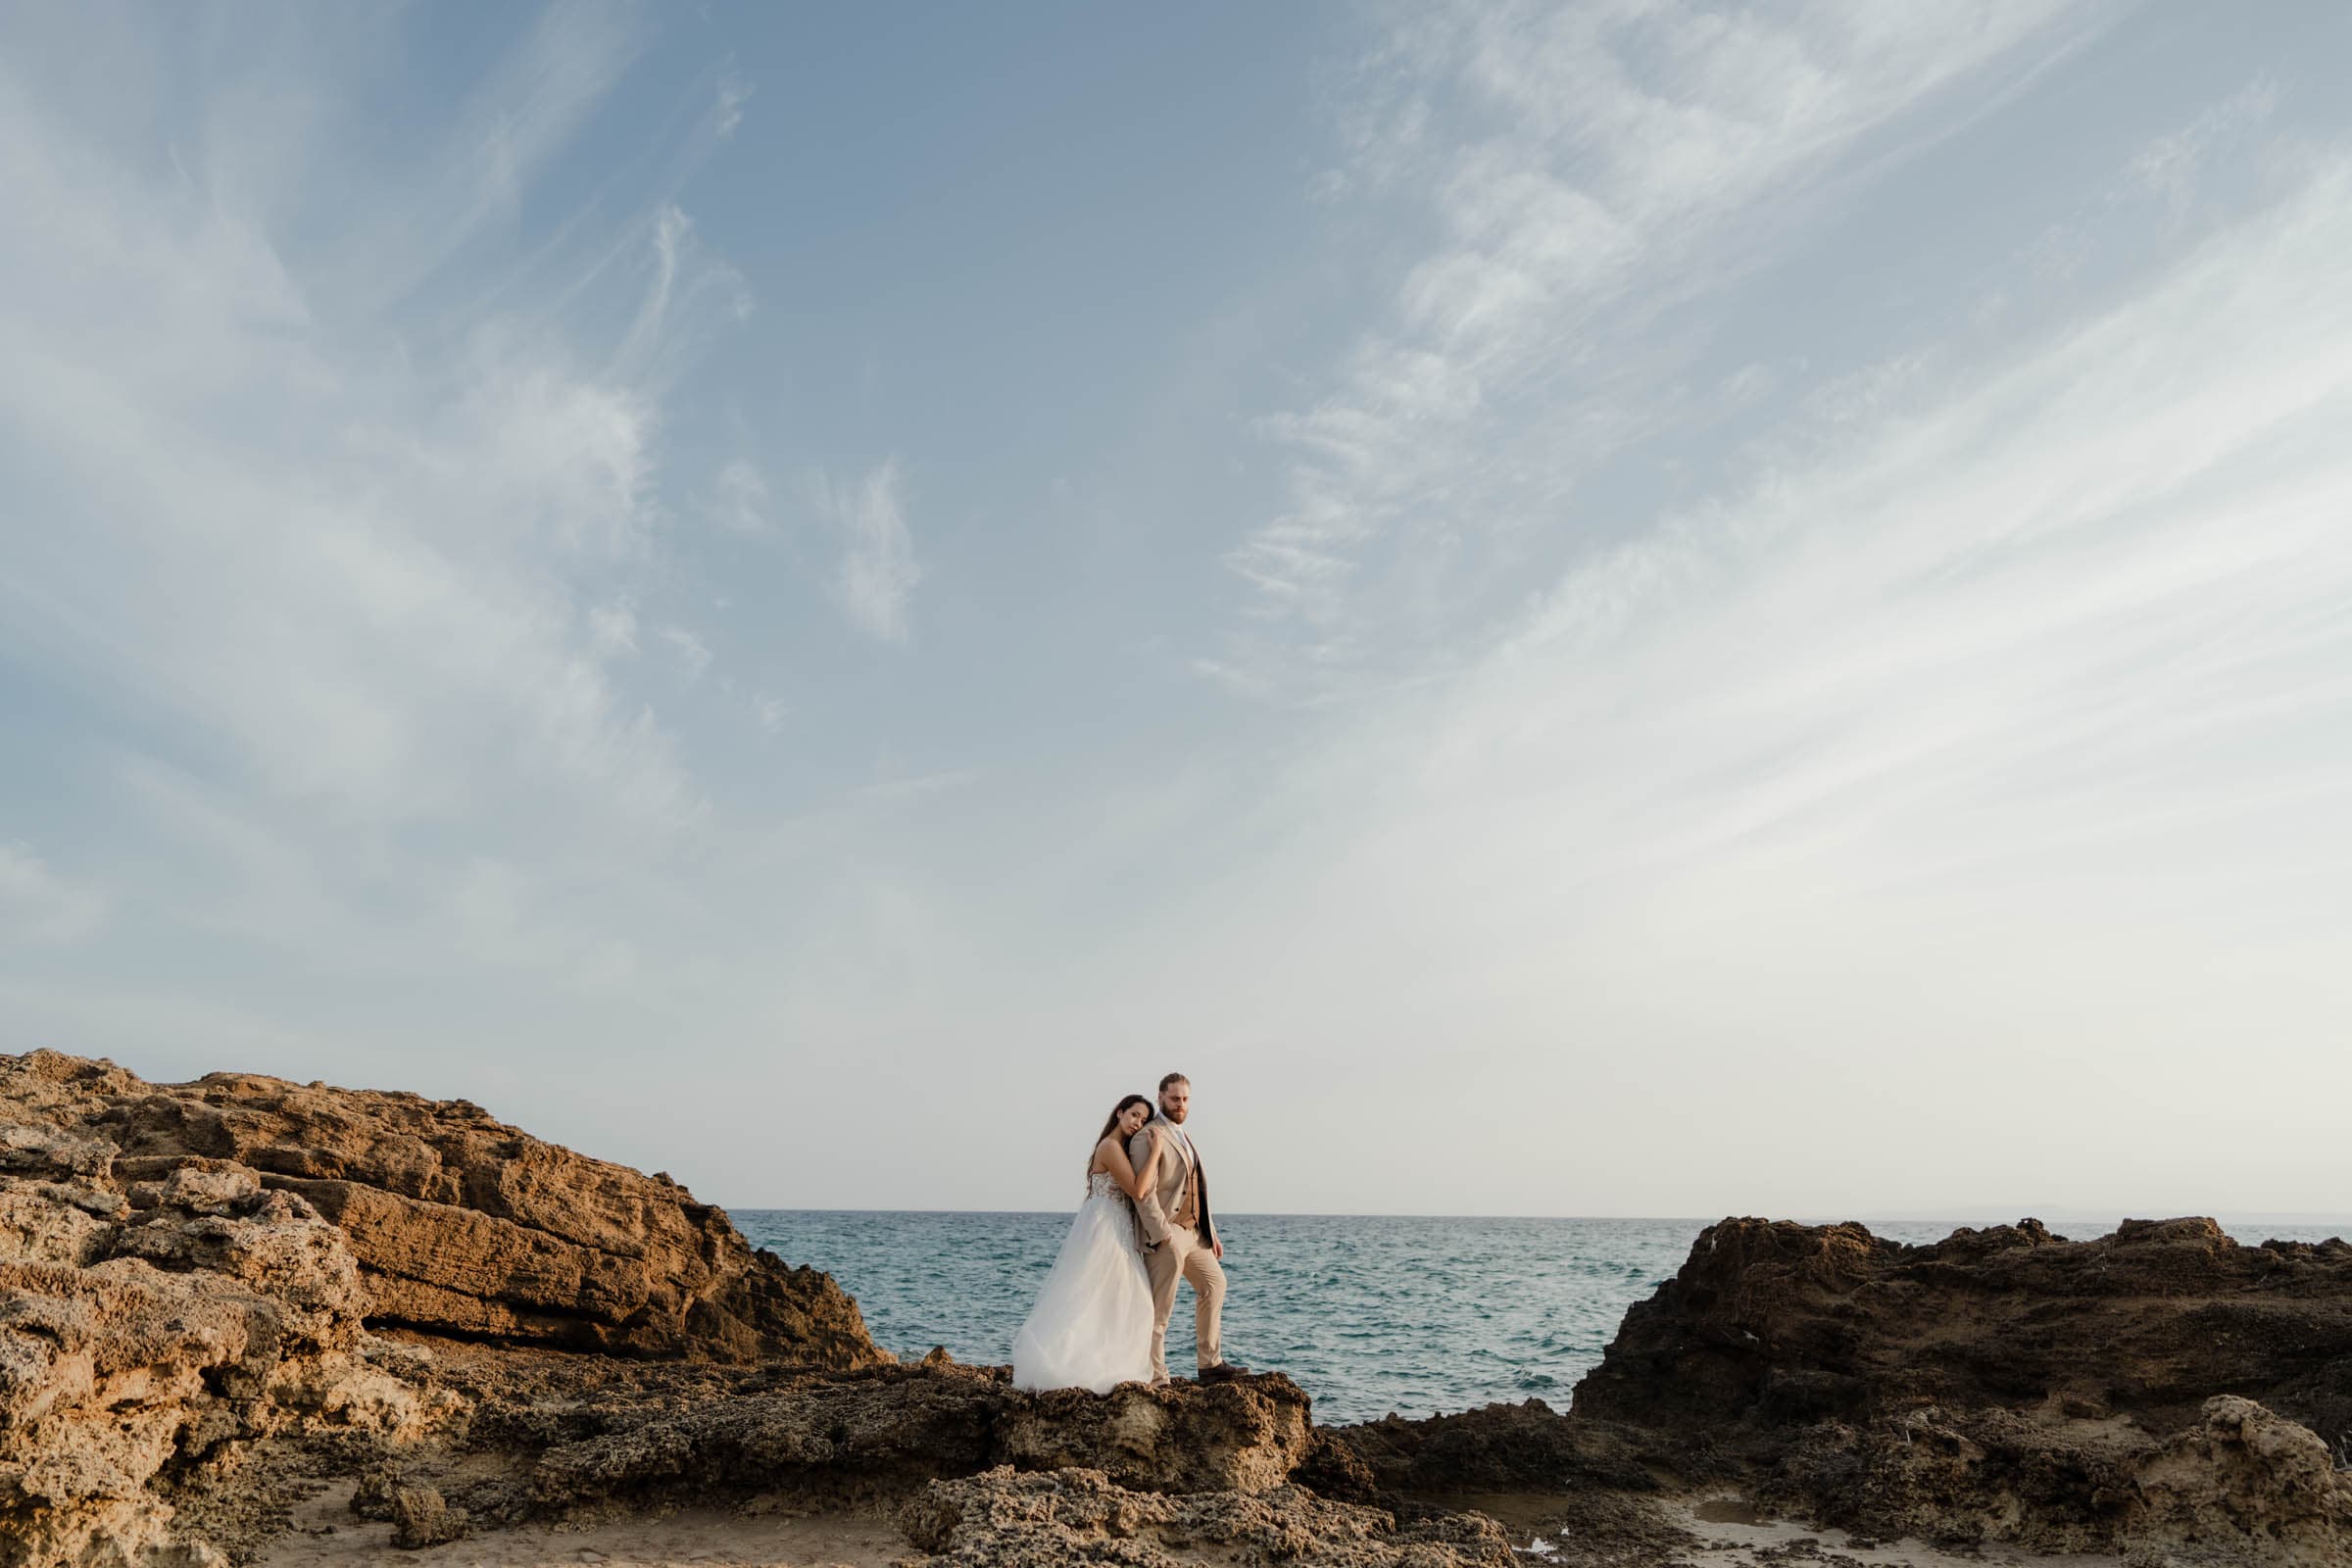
[1010,1072,1251,1393]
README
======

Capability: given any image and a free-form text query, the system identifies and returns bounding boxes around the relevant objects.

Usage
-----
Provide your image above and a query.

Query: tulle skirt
[1010,1191,1155,1393]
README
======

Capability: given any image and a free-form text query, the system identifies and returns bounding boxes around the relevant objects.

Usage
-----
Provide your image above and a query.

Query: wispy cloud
[1101,112,2352,1211]
[1480,156,2352,882]
[710,456,771,533]
[1228,0,2093,692]
[589,600,641,657]
[0,7,726,980]
[3,4,2346,1218]
[0,6,951,1108]
[657,623,713,680]
[2127,80,2278,219]
[816,459,922,644]
[716,65,752,142]
[609,204,748,382]
[323,2,654,318]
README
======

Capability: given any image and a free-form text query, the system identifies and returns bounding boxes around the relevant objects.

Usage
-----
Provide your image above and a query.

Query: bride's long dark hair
[1092,1094,1152,1187]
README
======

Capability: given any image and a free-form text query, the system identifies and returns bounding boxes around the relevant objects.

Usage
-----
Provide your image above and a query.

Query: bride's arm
[1127,1125,1171,1246]
[1100,1133,1154,1202]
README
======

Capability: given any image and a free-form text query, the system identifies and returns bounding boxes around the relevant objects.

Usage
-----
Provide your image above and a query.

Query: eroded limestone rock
[0,1171,377,1566]
[1574,1215,2352,1446]
[1568,1214,2352,1562]
[896,1465,1519,1568]
[511,1362,1315,1513]
[1326,1397,1662,1497]
[2132,1395,2347,1563]
[0,1048,876,1565]
[2,1050,881,1366]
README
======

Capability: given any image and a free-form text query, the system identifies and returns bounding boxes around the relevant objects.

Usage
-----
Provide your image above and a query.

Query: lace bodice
[1087,1170,1127,1202]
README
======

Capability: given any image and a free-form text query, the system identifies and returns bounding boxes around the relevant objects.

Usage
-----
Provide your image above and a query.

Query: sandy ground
[1424,1494,2125,1568]
[251,1480,906,1568]
[251,1480,2130,1568]
[1646,1498,2118,1568]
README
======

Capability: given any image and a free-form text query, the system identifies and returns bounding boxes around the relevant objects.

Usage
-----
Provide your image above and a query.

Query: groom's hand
[1211,1239,1224,1260]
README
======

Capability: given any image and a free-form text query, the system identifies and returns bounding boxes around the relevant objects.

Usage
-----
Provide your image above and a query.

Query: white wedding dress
[1011,1170,1155,1393]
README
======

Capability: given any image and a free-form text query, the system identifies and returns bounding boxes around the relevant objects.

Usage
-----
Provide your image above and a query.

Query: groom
[1129,1072,1249,1385]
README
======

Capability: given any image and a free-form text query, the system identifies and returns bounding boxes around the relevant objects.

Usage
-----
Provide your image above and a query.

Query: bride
[1011,1094,1161,1393]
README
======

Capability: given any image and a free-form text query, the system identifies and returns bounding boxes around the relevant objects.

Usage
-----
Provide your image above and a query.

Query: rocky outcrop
[895,1466,1520,1567]
[512,1359,1012,1511]
[1575,1216,2352,1446]
[21,1044,2352,1568]
[1750,1392,2352,1561]
[1569,1214,2352,1561]
[0,1098,436,1566]
[383,1348,1315,1527]
[0,1035,1320,1564]
[4,1051,880,1366]
[0,1049,881,1565]
[302,1344,1706,1566]
[2136,1395,2346,1560]
[995,1372,1313,1494]
[1326,1398,1663,1497]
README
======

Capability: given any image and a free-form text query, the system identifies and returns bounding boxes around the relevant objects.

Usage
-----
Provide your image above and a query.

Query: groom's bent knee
[1184,1248,1225,1300]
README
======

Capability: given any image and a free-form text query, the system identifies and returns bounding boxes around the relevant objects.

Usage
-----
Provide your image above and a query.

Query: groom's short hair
[1158,1072,1188,1093]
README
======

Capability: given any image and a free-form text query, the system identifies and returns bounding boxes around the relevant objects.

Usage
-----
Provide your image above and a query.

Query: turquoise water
[734,1210,2351,1427]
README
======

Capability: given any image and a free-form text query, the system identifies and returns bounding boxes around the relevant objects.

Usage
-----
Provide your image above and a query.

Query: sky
[3,2,2349,1221]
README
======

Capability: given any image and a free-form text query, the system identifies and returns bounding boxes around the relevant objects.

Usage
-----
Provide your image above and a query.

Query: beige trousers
[1145,1224,1225,1379]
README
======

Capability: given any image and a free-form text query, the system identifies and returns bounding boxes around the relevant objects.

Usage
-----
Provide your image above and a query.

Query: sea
[733,1209,2352,1427]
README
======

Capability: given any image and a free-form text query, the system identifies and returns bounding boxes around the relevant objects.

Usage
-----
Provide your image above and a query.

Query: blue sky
[4,3,2349,1217]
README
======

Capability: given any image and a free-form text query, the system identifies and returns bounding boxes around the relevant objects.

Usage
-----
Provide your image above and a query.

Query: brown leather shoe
[1198,1360,1250,1383]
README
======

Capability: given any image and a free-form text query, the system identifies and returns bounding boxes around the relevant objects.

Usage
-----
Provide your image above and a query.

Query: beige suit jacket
[1127,1119,1204,1250]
